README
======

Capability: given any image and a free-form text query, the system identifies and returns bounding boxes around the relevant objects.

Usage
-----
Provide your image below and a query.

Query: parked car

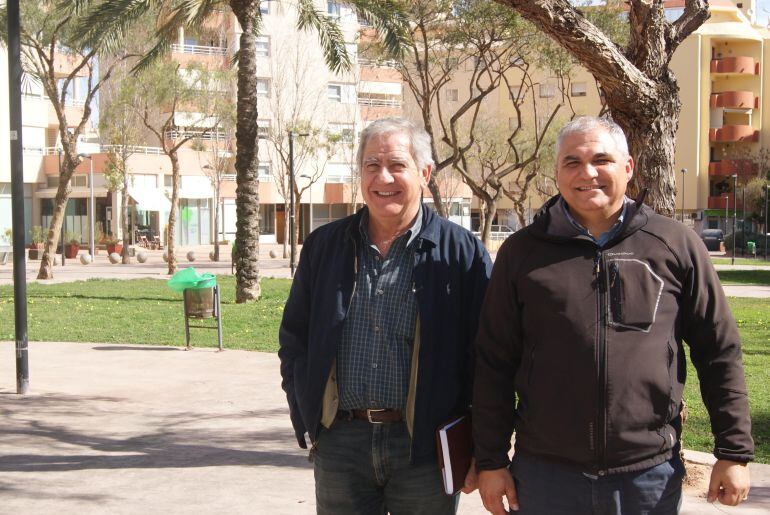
[700,229,724,251]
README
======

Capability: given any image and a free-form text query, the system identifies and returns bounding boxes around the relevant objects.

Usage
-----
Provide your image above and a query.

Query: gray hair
[555,116,629,158]
[356,118,435,172]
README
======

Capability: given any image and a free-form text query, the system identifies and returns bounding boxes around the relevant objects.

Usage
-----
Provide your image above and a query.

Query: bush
[724,232,768,253]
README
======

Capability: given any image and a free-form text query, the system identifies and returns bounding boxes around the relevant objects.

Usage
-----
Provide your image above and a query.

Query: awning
[128,187,171,212]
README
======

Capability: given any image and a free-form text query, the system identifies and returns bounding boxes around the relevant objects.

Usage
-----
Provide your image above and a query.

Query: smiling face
[555,128,633,226]
[360,131,431,228]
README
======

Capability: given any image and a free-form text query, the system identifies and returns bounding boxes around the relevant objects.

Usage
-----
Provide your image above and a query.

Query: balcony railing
[709,91,758,109]
[165,129,227,140]
[710,56,759,75]
[708,195,743,209]
[171,43,227,56]
[708,160,757,176]
[326,174,354,183]
[43,145,167,156]
[358,58,398,68]
[358,97,402,108]
[708,125,759,142]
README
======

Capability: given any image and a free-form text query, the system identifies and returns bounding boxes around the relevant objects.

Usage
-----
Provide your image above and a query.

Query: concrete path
[1,342,767,514]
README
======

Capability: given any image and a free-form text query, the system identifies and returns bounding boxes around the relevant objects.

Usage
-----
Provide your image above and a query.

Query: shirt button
[372,363,378,369]
[373,325,380,332]
[376,289,384,295]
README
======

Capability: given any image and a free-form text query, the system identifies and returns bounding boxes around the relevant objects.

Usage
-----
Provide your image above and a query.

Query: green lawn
[0,278,767,462]
[717,270,770,286]
[711,257,770,267]
[682,297,770,463]
[0,276,291,352]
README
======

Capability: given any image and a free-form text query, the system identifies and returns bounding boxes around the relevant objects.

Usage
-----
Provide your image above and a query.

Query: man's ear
[422,164,432,185]
[625,156,634,182]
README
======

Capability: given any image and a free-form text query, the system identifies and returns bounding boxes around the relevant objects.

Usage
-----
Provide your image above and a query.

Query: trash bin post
[215,284,223,351]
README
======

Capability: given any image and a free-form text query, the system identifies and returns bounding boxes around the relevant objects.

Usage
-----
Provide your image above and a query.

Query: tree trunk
[37,152,78,279]
[167,151,181,275]
[121,173,131,264]
[481,199,497,249]
[231,0,261,303]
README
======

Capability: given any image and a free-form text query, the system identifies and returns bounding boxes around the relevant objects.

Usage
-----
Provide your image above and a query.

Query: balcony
[709,91,758,109]
[710,56,759,75]
[708,125,759,142]
[708,194,743,209]
[171,43,227,56]
[708,160,757,177]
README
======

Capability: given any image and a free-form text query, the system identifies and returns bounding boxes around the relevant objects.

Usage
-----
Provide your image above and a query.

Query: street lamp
[288,130,309,277]
[78,153,95,259]
[300,174,312,234]
[680,168,686,223]
[732,174,738,266]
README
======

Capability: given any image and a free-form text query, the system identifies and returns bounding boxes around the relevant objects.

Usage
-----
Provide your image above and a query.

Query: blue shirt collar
[560,196,629,247]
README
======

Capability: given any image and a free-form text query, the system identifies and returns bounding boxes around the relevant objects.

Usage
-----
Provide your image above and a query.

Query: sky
[757,0,770,26]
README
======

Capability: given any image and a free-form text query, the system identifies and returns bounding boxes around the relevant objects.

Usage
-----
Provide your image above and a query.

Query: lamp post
[78,153,95,258]
[288,130,309,277]
[732,174,737,265]
[300,174,312,233]
[680,168,686,223]
[723,194,729,234]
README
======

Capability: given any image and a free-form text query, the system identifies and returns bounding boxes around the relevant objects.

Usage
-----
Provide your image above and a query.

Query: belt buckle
[367,408,386,424]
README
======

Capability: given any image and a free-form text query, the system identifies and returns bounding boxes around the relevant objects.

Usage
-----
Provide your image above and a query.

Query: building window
[258,164,272,182]
[327,1,341,19]
[328,84,342,102]
[508,117,516,131]
[259,0,270,14]
[445,57,458,70]
[328,123,355,143]
[256,78,270,97]
[260,203,275,234]
[72,175,87,187]
[570,82,587,97]
[255,36,270,57]
[257,120,270,139]
[164,175,173,188]
[47,176,60,188]
[447,88,458,101]
[509,86,521,101]
[539,83,555,98]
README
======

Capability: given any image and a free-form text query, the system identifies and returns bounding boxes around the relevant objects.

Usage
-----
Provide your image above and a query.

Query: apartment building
[400,0,769,233]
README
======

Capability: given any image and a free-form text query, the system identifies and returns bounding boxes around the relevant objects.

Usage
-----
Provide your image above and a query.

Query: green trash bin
[747,241,756,256]
[168,267,217,318]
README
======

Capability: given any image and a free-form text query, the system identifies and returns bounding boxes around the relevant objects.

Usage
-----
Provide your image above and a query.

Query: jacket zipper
[594,249,607,475]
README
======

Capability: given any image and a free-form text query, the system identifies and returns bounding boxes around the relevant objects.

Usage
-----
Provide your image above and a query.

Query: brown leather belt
[337,408,403,424]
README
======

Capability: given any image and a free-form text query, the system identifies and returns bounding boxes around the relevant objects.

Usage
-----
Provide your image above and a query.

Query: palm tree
[74,0,407,302]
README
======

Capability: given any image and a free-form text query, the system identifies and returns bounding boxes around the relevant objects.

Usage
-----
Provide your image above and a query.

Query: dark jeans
[509,452,685,515]
[313,418,457,515]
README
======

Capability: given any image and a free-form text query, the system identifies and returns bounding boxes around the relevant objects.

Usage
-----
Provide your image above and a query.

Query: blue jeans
[313,418,457,515]
[509,452,684,515]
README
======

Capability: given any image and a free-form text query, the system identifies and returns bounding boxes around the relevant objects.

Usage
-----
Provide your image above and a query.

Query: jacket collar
[345,202,440,247]
[530,190,650,244]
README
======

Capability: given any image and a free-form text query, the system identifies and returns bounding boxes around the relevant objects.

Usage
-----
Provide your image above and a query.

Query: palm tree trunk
[167,151,181,275]
[231,0,261,303]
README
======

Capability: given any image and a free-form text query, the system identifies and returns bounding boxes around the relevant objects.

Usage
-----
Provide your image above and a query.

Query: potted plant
[103,235,123,255]
[64,231,81,258]
[28,226,45,260]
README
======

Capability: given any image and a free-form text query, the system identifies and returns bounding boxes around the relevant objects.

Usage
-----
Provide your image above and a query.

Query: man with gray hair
[280,117,492,513]
[473,116,753,513]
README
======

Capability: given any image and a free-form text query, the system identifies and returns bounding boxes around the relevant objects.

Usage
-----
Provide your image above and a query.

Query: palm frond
[132,38,172,74]
[350,0,409,58]
[296,0,351,73]
[72,0,159,55]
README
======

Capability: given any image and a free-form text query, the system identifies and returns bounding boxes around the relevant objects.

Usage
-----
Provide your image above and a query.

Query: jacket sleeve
[680,230,754,462]
[472,237,522,471]
[278,237,314,449]
[460,237,494,410]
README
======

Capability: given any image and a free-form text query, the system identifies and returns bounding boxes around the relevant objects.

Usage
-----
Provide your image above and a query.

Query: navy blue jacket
[279,206,492,463]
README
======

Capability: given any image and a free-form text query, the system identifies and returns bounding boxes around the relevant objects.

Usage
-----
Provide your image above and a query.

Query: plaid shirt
[337,207,422,411]
[560,196,629,248]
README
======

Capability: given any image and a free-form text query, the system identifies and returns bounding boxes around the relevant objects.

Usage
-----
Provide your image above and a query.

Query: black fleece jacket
[473,195,754,474]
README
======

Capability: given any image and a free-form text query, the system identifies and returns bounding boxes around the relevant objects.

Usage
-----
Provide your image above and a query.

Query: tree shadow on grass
[27,292,177,303]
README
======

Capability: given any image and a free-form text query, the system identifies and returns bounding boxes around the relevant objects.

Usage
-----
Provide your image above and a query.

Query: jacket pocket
[607,259,664,332]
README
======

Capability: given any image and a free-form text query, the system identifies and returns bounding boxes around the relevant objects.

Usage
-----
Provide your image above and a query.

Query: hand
[461,458,478,494]
[707,459,750,506]
[478,467,519,514]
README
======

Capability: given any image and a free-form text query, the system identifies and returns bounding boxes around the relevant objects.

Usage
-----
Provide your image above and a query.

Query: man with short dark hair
[280,117,492,514]
[474,116,753,514]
